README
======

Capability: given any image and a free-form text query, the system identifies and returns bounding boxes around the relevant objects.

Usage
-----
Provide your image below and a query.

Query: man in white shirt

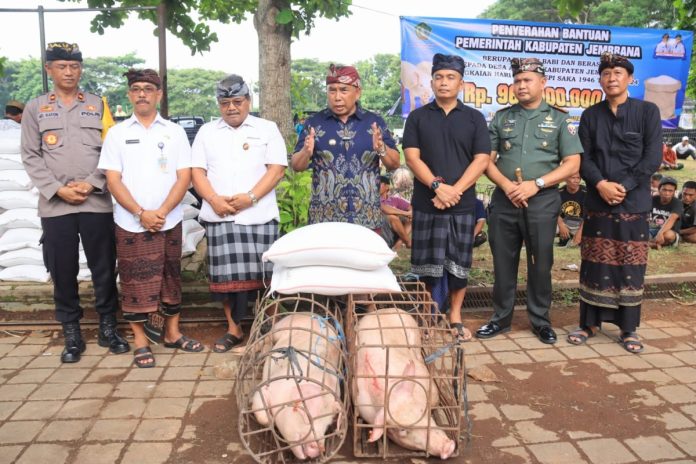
[655,33,671,56]
[673,136,696,160]
[191,74,286,352]
[99,69,203,368]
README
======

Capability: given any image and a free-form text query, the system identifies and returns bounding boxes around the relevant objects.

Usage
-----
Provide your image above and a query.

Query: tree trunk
[254,0,294,144]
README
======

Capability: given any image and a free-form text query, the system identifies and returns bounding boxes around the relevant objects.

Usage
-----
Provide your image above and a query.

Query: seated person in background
[679,180,696,244]
[557,172,586,246]
[673,136,696,160]
[661,140,684,170]
[379,175,412,250]
[651,173,663,196]
[649,176,683,249]
[473,198,487,248]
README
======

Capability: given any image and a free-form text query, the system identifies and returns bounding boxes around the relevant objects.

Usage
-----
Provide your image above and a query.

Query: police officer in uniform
[21,42,129,363]
[476,57,582,344]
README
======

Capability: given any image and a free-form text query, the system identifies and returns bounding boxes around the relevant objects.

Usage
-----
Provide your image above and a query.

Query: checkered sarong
[204,220,278,293]
[410,210,475,280]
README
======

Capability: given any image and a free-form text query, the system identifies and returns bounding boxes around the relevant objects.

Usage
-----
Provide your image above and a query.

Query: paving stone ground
[0,304,694,463]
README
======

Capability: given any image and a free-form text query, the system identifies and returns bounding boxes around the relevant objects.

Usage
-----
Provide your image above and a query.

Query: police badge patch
[44,132,58,145]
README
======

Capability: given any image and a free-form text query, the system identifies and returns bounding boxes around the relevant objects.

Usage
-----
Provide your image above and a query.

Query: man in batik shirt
[291,64,400,229]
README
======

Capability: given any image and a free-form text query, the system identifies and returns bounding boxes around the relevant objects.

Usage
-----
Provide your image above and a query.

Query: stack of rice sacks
[0,122,52,282]
[180,191,203,257]
[263,222,400,295]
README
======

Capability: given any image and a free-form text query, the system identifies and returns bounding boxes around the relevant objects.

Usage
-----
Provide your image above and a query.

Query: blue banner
[401,17,693,128]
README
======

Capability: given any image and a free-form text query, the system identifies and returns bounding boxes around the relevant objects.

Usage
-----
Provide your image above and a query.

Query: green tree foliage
[167,68,227,120]
[0,59,45,107]
[290,54,402,127]
[291,58,330,112]
[80,53,145,109]
[355,53,401,123]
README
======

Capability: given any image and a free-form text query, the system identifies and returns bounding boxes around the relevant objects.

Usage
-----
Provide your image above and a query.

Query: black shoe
[61,322,86,363]
[533,325,557,344]
[98,314,130,354]
[475,321,511,339]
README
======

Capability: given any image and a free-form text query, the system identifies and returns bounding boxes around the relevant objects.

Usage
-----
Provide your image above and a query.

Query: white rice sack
[0,190,39,209]
[182,190,199,206]
[263,222,396,270]
[0,170,32,191]
[0,228,42,252]
[0,128,21,154]
[182,219,205,257]
[0,154,23,170]
[183,204,200,221]
[0,208,40,230]
[270,264,400,296]
[0,264,49,282]
[0,248,43,267]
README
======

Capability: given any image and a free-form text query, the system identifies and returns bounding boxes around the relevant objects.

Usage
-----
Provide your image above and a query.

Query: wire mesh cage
[235,291,350,463]
[345,283,465,460]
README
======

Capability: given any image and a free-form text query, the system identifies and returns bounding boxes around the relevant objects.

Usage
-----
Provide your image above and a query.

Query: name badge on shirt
[125,139,140,144]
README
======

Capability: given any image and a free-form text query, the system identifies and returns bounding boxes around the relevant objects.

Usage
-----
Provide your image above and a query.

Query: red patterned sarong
[115,222,182,313]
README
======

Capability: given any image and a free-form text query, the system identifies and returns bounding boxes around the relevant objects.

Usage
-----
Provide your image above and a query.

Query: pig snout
[303,440,324,458]
[428,431,456,460]
[289,436,323,460]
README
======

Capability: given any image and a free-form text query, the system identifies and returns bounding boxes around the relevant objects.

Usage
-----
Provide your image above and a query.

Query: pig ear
[364,354,383,396]
[393,360,416,396]
[296,383,325,421]
[367,407,385,443]
[251,386,272,426]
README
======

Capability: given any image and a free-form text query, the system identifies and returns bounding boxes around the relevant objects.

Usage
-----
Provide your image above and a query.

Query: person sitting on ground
[557,172,586,246]
[679,180,696,244]
[649,176,683,249]
[673,136,696,160]
[661,140,684,170]
[473,198,487,248]
[651,172,663,196]
[379,175,412,250]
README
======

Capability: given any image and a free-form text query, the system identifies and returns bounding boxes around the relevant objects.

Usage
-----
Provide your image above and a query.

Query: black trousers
[488,188,561,328]
[676,148,696,160]
[41,212,118,323]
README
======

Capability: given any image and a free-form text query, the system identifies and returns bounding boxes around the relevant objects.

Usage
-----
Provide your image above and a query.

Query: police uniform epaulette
[550,105,568,113]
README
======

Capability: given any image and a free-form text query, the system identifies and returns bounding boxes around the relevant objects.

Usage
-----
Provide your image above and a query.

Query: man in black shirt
[557,172,586,246]
[649,176,682,249]
[571,53,662,354]
[680,180,696,243]
[403,54,491,341]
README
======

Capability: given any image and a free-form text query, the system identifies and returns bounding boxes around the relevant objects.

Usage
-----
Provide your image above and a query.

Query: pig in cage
[235,292,350,463]
[346,287,465,460]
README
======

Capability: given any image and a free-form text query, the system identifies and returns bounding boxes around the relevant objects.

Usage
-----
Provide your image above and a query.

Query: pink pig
[250,313,343,460]
[353,308,456,460]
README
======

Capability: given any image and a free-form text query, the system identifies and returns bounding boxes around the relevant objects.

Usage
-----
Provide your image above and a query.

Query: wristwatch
[431,176,445,191]
[247,191,259,206]
[534,177,546,189]
[133,207,144,222]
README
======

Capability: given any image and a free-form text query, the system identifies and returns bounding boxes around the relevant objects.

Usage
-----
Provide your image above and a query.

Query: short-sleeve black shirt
[403,100,491,214]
